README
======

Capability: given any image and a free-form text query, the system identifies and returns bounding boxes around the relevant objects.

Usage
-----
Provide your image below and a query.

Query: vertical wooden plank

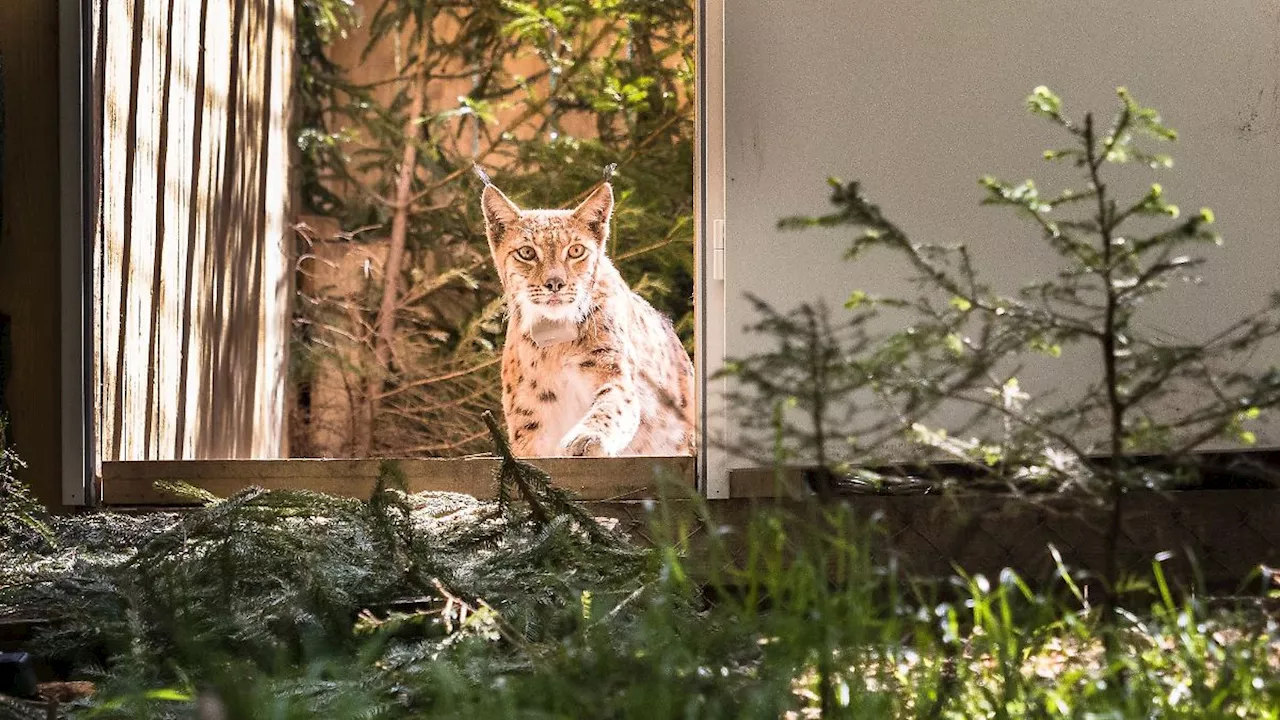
[173,0,214,460]
[256,0,293,458]
[99,0,134,462]
[150,0,190,459]
[90,0,107,471]
[117,0,157,461]
[196,0,235,458]
[142,0,177,457]
[134,0,165,459]
[231,0,264,459]
[202,0,243,458]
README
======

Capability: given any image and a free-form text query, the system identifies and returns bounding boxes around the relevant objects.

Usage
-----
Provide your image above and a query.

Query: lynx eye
[514,246,538,262]
[566,244,587,259]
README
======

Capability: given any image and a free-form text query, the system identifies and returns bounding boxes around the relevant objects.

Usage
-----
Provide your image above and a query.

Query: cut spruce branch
[480,410,639,552]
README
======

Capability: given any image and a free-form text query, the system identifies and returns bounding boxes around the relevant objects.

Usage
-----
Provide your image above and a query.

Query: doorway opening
[66,0,728,504]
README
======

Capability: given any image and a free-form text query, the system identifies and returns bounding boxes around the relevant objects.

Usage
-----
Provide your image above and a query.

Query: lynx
[480,174,696,457]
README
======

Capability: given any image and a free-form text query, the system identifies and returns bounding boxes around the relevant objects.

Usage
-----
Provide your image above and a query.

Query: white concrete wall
[722,0,1280,462]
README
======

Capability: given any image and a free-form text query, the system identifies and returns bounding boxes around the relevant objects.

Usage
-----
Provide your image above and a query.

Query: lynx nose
[543,277,566,293]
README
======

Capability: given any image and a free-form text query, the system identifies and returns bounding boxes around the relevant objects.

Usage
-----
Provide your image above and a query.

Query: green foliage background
[292,0,695,456]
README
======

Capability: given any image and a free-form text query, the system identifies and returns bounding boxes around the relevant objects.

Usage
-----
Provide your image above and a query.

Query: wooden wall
[0,0,63,507]
[93,0,295,461]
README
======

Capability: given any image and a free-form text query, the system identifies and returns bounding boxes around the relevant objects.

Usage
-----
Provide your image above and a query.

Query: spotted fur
[481,179,695,457]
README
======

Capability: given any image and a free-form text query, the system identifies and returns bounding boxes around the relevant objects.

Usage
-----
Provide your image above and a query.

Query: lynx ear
[481,184,521,244]
[572,182,614,244]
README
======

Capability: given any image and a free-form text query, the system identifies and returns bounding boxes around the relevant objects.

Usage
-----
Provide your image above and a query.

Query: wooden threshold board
[729,468,810,499]
[101,456,696,506]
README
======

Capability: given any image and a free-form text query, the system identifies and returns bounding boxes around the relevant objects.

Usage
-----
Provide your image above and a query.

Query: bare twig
[374,358,500,401]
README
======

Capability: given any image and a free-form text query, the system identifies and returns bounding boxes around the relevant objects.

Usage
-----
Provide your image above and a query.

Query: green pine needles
[4,87,1280,719]
[0,419,54,552]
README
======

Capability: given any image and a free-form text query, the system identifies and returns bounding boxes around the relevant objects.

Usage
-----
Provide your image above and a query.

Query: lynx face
[481,182,614,331]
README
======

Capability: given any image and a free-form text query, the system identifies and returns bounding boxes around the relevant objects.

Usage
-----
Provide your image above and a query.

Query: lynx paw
[562,430,608,457]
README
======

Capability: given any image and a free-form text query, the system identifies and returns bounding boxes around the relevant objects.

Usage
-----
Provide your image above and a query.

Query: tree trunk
[355,77,425,457]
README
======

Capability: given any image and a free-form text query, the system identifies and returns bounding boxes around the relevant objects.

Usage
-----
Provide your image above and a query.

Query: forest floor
[2,457,1279,718]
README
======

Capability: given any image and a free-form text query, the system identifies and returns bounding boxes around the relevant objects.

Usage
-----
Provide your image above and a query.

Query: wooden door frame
[696,0,729,499]
[60,0,95,506]
[61,0,729,505]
